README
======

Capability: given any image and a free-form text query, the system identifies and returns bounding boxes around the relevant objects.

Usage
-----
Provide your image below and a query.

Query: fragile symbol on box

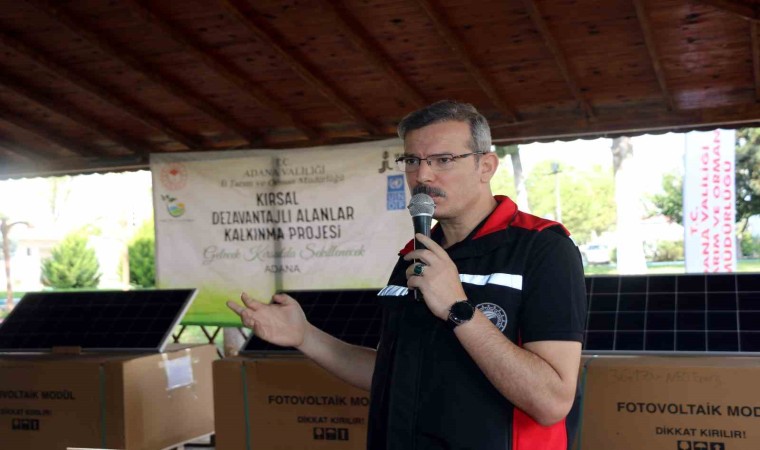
[11,418,39,431]
[677,441,725,450]
[313,427,349,441]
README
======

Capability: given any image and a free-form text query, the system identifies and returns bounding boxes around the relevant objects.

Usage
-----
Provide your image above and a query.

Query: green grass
[584,259,760,276]
[172,324,227,345]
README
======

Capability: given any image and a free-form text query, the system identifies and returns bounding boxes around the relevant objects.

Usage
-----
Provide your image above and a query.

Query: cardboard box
[578,355,760,450]
[214,356,369,450]
[0,344,217,450]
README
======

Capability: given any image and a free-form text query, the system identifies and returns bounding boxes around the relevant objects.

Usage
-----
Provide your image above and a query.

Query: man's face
[403,120,485,220]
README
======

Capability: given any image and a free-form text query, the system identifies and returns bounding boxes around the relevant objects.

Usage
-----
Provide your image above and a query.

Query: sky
[0,170,154,239]
[514,132,686,196]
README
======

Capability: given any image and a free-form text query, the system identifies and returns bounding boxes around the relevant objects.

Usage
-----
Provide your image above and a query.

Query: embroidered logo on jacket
[477,303,508,332]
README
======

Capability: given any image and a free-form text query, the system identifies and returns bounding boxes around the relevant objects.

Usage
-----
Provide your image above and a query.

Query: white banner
[151,140,409,325]
[683,129,736,273]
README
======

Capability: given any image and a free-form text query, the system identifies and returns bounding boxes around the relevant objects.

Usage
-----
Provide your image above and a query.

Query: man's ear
[479,152,499,183]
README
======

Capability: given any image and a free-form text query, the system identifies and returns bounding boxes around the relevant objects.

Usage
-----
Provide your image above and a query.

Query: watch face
[450,301,475,322]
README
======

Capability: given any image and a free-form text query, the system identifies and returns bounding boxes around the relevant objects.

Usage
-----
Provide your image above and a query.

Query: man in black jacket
[228,100,587,450]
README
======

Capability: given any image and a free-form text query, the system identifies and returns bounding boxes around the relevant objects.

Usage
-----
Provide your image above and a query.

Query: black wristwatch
[447,300,476,329]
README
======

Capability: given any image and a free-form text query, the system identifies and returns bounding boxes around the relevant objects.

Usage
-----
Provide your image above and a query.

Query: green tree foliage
[735,129,760,230]
[41,232,101,288]
[127,220,155,287]
[490,159,516,198]
[650,172,683,224]
[525,161,616,244]
[648,240,685,262]
[740,231,760,258]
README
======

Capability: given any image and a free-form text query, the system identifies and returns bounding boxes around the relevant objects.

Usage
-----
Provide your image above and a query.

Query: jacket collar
[399,195,517,256]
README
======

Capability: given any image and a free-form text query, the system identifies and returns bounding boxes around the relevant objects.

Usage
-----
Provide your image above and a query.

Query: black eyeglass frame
[394,151,486,172]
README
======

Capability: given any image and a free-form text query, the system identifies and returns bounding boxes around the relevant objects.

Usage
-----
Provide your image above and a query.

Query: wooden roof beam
[753,22,760,101]
[0,105,104,158]
[632,0,675,111]
[26,0,258,146]
[0,72,152,156]
[0,133,48,160]
[0,151,30,166]
[696,0,760,21]
[697,1,760,103]
[124,0,319,142]
[414,0,520,122]
[490,102,760,144]
[322,0,427,109]
[696,1,760,102]
[520,0,595,118]
[220,0,383,136]
[0,30,201,149]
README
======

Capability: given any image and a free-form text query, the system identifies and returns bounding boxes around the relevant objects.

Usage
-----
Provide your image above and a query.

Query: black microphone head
[408,193,435,217]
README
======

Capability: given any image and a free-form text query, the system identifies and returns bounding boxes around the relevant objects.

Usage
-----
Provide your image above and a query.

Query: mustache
[412,185,446,198]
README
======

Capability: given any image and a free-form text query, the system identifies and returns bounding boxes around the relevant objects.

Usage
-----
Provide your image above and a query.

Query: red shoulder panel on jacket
[511,211,570,236]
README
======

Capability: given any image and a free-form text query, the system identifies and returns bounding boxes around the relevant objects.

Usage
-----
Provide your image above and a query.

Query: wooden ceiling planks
[752,21,760,100]
[0,71,152,156]
[697,0,760,21]
[435,0,576,117]
[0,101,105,159]
[344,0,495,116]
[27,0,257,147]
[414,0,521,122]
[0,131,59,161]
[121,0,315,144]
[220,0,386,136]
[632,0,674,110]
[520,0,595,118]
[0,29,200,151]
[325,0,428,109]
[541,0,662,110]
[2,0,760,178]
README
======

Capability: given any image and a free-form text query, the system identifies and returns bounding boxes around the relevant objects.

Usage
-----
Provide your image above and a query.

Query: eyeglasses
[395,152,485,172]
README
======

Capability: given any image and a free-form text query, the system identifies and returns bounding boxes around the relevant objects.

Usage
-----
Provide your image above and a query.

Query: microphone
[408,193,434,300]
[408,193,435,250]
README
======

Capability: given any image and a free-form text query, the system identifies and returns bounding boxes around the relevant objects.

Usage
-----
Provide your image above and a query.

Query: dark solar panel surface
[0,289,196,352]
[241,289,382,353]
[584,273,760,353]
[241,274,760,355]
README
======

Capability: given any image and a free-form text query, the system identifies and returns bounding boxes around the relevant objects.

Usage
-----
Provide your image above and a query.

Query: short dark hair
[397,100,492,153]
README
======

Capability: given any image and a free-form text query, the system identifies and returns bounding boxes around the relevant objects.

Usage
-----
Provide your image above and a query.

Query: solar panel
[0,289,197,353]
[240,273,760,356]
[241,289,382,354]
[584,273,760,354]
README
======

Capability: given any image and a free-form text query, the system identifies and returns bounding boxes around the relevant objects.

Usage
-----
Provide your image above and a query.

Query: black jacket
[369,196,587,450]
